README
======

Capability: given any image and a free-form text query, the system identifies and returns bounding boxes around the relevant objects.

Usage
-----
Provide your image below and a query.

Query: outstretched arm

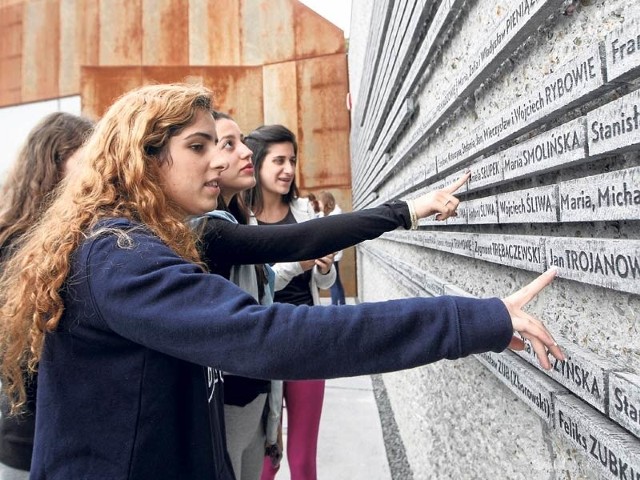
[196,203,411,268]
[196,173,472,269]
[86,227,564,378]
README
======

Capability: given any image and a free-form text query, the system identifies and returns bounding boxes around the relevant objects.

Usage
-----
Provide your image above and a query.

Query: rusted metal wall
[80,66,265,134]
[0,0,355,295]
[0,2,22,105]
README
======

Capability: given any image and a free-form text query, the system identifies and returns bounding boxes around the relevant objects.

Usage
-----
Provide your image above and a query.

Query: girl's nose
[241,144,253,160]
[211,155,229,172]
[284,161,295,174]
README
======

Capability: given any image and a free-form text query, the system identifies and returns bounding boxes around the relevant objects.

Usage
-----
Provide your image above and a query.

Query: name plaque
[502,117,587,181]
[437,47,605,174]
[355,0,464,167]
[587,88,640,158]
[411,230,439,250]
[517,337,619,414]
[425,231,476,257]
[417,215,444,227]
[546,237,640,295]
[609,372,640,440]
[376,154,439,206]
[404,168,471,218]
[476,351,560,425]
[467,155,504,193]
[445,204,469,226]
[497,185,558,224]
[604,5,640,83]
[419,269,447,297]
[466,196,499,224]
[380,230,421,248]
[472,234,545,271]
[428,0,558,131]
[392,0,559,173]
[383,230,547,273]
[558,166,640,222]
[555,395,640,480]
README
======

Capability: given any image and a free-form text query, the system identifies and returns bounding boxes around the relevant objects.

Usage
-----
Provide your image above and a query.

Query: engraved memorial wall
[349,0,640,478]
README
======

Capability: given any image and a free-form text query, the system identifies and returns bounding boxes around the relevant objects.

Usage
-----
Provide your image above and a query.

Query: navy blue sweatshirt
[31,218,512,479]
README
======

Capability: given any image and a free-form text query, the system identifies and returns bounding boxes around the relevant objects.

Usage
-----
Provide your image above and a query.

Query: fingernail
[547,266,559,276]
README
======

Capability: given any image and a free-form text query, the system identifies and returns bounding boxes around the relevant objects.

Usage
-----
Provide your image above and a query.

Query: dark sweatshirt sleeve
[198,202,411,268]
[83,229,513,380]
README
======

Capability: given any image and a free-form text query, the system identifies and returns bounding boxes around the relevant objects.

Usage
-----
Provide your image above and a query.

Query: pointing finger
[505,268,557,308]
[443,171,471,195]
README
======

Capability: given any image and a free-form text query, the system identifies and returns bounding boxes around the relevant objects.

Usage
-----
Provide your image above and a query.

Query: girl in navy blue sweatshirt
[0,84,564,480]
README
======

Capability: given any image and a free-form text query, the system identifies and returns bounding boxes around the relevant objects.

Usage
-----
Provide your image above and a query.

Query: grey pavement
[276,375,392,480]
[276,297,392,480]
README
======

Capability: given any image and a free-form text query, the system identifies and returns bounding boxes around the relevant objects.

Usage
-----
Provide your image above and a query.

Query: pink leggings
[261,380,325,480]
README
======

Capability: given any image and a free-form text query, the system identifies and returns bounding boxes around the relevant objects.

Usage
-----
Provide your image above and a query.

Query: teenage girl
[0,112,93,479]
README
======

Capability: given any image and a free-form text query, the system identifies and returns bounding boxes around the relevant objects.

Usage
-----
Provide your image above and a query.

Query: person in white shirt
[319,191,346,305]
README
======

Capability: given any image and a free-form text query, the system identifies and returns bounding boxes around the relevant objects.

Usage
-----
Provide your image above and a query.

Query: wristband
[407,200,419,230]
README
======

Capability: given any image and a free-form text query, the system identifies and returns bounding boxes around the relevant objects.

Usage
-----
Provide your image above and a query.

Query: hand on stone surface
[315,253,335,274]
[411,171,471,220]
[501,268,565,370]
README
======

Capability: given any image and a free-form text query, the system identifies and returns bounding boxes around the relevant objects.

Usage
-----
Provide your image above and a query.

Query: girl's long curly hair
[0,112,94,256]
[0,83,213,411]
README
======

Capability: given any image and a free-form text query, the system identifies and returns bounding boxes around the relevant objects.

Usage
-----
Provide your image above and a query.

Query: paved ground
[275,297,392,479]
[276,375,392,480]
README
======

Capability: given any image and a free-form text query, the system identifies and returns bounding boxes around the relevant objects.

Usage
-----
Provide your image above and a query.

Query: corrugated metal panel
[262,61,298,130]
[296,53,350,190]
[80,66,143,119]
[294,2,345,59]
[200,66,264,130]
[81,65,264,130]
[21,0,59,102]
[0,3,22,106]
[59,0,99,96]
[189,0,241,66]
[242,0,295,65]
[141,66,264,128]
[141,66,204,86]
[143,0,188,65]
[99,0,142,65]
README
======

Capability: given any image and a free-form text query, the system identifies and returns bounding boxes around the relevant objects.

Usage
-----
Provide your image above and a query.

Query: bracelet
[407,200,419,230]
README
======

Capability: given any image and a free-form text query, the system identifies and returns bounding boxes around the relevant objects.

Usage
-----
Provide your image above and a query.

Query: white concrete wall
[349,1,640,478]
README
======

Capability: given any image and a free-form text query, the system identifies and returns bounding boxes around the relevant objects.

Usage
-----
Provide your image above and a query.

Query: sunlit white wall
[0,96,81,182]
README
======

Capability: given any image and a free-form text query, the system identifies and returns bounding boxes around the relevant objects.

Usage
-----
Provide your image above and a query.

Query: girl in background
[306,193,321,217]
[0,112,93,479]
[191,111,281,480]
[318,191,346,306]
[246,124,332,480]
